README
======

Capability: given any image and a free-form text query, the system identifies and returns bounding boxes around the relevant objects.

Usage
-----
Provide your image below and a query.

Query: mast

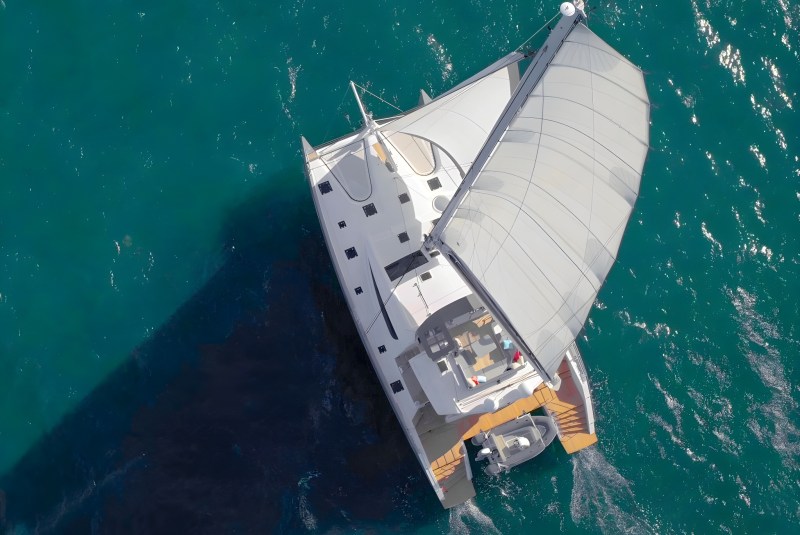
[423,3,587,386]
[426,5,585,249]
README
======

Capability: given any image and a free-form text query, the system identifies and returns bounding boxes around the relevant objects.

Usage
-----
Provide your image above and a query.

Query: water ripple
[692,1,746,84]
[728,286,800,471]
[760,56,793,109]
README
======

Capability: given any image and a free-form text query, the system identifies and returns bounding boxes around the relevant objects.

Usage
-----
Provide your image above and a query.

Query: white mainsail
[431,20,650,379]
[379,53,522,176]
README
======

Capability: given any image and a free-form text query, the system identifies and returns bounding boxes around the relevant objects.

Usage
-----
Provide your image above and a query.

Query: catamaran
[301,1,649,508]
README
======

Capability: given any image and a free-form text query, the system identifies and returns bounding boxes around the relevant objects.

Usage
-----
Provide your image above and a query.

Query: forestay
[379,54,521,176]
[438,23,650,378]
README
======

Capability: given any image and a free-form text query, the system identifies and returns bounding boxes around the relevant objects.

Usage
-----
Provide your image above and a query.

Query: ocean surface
[0,0,798,532]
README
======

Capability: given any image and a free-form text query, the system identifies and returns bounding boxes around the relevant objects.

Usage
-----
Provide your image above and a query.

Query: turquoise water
[0,0,798,532]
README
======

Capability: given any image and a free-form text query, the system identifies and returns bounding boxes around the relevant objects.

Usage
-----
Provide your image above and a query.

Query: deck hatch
[390,380,404,393]
[398,232,409,243]
[420,272,432,281]
[354,286,363,295]
[384,250,428,281]
[398,193,410,204]
[345,247,358,259]
[363,203,378,217]
[338,220,347,229]
[427,177,442,190]
[378,345,387,354]
[318,181,333,194]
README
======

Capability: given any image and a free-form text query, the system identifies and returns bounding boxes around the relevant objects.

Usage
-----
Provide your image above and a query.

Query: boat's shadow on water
[0,169,438,533]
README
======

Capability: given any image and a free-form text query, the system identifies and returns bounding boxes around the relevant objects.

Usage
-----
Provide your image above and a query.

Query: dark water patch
[0,169,435,533]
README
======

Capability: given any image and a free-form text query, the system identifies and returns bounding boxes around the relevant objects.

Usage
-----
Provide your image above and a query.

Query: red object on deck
[513,350,521,362]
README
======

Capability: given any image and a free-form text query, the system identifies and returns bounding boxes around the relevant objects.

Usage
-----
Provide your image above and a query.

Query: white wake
[570,447,656,534]
[447,499,500,535]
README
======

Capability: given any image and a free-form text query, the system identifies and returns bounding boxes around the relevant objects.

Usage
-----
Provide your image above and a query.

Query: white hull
[298,1,647,507]
[302,126,597,507]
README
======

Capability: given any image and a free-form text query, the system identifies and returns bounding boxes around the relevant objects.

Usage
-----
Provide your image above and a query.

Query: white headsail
[379,53,522,176]
[431,15,650,379]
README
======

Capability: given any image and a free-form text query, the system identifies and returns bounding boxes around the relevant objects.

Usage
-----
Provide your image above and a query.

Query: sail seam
[451,198,632,352]
[516,112,648,177]
[564,33,645,72]
[450,200,581,311]
[587,32,599,257]
[547,62,649,107]
[525,212,631,354]
[477,129,641,208]
[456,191,605,296]
[477,77,547,282]
[468,175,623,267]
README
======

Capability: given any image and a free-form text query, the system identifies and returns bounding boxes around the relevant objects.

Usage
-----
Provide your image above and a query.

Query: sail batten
[430,16,650,379]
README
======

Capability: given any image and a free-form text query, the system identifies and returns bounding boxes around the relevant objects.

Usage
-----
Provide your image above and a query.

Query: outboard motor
[475,447,493,462]
[485,463,504,476]
[470,432,487,445]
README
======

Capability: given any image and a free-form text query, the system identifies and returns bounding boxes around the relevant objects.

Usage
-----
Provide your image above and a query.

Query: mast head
[560,1,585,18]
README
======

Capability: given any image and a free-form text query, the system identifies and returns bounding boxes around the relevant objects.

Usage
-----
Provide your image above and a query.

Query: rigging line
[476,15,590,282]
[430,13,583,246]
[515,11,560,53]
[321,83,353,143]
[352,83,404,113]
